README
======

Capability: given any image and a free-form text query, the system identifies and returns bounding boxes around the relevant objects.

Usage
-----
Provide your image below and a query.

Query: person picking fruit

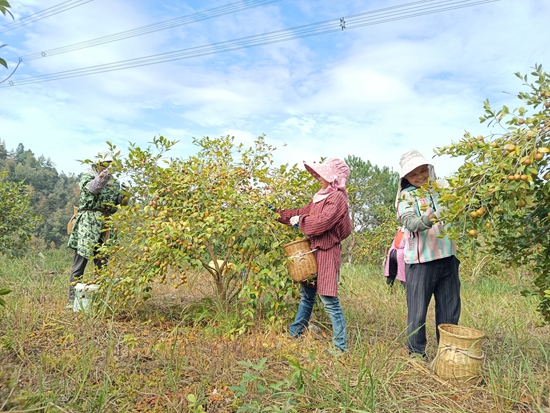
[395,149,461,358]
[65,151,126,310]
[275,158,352,354]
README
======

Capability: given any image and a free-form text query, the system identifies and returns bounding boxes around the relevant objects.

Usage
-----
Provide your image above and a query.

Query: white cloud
[0,0,549,181]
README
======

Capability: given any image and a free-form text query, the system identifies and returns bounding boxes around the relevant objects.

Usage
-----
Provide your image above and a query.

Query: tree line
[0,140,80,251]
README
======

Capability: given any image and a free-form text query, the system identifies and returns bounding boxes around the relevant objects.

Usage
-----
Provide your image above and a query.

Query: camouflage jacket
[67,167,121,259]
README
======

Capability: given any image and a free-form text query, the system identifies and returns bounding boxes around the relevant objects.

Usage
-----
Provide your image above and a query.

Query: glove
[98,169,111,179]
[433,206,448,220]
[434,178,450,189]
[290,215,300,228]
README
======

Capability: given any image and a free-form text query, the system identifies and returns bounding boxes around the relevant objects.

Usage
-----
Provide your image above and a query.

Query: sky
[0,0,549,178]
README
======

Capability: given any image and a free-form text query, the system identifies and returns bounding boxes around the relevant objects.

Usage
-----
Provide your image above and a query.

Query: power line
[0,0,94,34]
[5,0,282,63]
[1,0,499,88]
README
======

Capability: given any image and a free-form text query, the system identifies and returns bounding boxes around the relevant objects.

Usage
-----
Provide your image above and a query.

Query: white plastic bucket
[73,283,99,312]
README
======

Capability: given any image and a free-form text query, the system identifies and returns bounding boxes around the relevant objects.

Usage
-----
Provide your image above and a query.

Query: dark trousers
[405,256,461,355]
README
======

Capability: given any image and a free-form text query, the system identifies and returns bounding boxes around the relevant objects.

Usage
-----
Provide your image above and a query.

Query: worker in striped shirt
[277,158,352,354]
[395,150,461,358]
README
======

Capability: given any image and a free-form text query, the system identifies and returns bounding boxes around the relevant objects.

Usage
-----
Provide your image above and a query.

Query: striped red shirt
[279,191,352,297]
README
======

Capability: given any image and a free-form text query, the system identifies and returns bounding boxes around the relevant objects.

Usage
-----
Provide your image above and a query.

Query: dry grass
[0,252,549,412]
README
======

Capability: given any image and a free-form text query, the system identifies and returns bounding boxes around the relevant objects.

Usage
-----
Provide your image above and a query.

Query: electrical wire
[5,0,281,63]
[0,0,94,34]
[1,0,499,88]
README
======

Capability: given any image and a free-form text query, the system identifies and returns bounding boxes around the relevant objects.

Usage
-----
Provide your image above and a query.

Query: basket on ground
[432,324,486,386]
[282,238,317,282]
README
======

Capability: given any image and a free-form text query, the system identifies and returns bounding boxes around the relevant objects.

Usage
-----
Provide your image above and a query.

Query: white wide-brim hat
[399,149,432,178]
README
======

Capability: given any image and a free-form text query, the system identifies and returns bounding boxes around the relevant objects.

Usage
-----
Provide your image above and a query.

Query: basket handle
[430,345,485,373]
[288,249,318,260]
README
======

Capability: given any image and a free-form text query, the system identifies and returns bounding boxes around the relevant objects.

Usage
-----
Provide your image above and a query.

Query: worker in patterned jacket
[65,151,125,310]
[277,158,352,354]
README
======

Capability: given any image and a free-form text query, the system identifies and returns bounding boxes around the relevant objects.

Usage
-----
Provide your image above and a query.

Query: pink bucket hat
[304,158,350,199]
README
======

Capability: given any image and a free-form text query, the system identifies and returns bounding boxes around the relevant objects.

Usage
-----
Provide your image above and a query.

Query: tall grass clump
[0,251,549,412]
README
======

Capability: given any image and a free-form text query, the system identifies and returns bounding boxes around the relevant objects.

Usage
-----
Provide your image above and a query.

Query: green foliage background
[0,140,80,250]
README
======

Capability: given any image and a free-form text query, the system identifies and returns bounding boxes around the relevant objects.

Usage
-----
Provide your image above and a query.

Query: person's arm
[400,211,433,232]
[278,203,312,226]
[397,190,434,232]
[87,171,112,194]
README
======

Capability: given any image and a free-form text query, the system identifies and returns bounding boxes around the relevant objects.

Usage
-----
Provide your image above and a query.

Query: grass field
[0,249,549,412]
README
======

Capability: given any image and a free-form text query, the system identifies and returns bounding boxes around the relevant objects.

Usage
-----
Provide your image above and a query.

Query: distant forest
[0,140,80,249]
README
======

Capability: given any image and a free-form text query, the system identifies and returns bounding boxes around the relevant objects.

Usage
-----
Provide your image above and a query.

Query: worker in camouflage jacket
[66,151,125,309]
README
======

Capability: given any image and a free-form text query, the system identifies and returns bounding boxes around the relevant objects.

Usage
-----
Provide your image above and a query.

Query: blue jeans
[289,283,348,351]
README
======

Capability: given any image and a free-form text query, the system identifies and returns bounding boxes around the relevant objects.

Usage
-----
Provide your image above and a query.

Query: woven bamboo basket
[432,324,486,387]
[67,206,79,235]
[282,238,317,282]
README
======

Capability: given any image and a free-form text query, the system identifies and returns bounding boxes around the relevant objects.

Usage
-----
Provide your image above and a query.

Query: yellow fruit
[476,207,486,216]
[507,175,515,181]
[485,223,491,228]
[518,119,525,125]
[520,174,529,181]
[505,144,516,152]
[468,229,477,237]
[534,153,544,161]
[514,174,521,181]
[517,200,527,207]
[470,211,479,218]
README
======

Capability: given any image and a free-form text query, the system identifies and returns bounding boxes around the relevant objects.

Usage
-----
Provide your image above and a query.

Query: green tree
[0,140,8,161]
[346,155,399,231]
[0,0,14,307]
[0,0,13,71]
[0,172,41,254]
[351,203,400,265]
[0,144,80,248]
[435,64,550,322]
[94,135,313,325]
[344,155,399,263]
[0,0,13,19]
